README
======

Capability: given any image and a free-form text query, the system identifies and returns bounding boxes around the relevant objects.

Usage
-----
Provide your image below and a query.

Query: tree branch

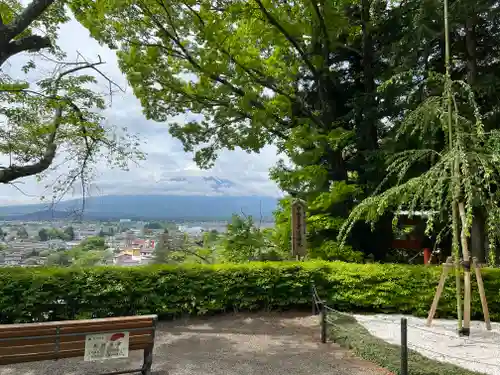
[181,247,211,263]
[310,0,331,48]
[0,59,116,184]
[219,45,322,127]
[180,5,310,133]
[0,0,56,66]
[1,0,56,41]
[0,107,61,183]
[157,75,289,140]
[147,0,250,100]
[0,34,51,66]
[138,0,292,135]
[254,0,319,80]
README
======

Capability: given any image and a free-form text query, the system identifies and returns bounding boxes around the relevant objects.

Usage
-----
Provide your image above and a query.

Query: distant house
[131,239,145,248]
[140,248,154,258]
[120,248,141,257]
[113,246,155,266]
[65,241,81,249]
[8,241,48,254]
[178,226,204,237]
[2,253,23,266]
[75,229,98,241]
[114,253,142,266]
[47,239,67,250]
[131,239,155,249]
[100,225,115,234]
[22,257,42,266]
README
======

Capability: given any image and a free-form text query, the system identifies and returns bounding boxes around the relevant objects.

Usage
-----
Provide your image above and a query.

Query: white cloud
[0,17,284,205]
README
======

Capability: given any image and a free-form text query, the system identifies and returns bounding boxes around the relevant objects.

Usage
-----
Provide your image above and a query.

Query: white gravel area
[353,314,500,375]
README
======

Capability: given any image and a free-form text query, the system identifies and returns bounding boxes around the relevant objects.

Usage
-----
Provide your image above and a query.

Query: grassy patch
[328,313,486,375]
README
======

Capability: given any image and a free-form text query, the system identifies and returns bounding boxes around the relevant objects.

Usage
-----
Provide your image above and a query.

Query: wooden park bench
[0,314,157,375]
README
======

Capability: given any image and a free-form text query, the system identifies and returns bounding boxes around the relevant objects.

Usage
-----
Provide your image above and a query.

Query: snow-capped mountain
[159,175,269,196]
[0,194,279,221]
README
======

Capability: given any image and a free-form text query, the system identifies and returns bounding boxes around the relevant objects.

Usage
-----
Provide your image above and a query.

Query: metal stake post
[401,318,408,375]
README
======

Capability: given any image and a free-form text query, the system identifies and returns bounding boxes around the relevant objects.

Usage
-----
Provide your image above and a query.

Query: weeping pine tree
[339,0,500,333]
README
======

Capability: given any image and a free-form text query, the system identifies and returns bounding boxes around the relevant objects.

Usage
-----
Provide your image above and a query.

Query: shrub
[0,261,499,323]
[308,240,364,262]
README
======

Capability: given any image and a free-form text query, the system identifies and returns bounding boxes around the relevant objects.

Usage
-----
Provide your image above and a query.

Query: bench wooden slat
[0,317,155,339]
[0,327,57,339]
[59,320,154,334]
[0,331,154,351]
[0,341,150,366]
[0,328,154,348]
[0,315,157,332]
[58,315,157,328]
[0,333,153,356]
[0,327,154,343]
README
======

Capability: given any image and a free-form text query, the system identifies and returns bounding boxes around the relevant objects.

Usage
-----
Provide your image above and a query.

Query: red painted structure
[391,214,432,264]
[424,248,432,264]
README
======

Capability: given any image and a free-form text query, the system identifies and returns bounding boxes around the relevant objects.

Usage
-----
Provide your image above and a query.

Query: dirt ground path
[0,312,391,375]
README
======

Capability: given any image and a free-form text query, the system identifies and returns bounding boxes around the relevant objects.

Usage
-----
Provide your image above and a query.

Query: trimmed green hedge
[1,261,500,323]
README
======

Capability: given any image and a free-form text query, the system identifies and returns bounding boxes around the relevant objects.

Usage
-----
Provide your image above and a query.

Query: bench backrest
[0,315,157,365]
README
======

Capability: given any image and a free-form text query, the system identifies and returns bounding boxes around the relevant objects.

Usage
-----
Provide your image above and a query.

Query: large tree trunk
[465,14,478,85]
[354,0,379,188]
[470,208,487,263]
[361,0,376,139]
[465,12,487,263]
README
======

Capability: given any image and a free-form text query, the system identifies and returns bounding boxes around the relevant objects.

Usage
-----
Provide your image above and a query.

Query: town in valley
[0,219,242,267]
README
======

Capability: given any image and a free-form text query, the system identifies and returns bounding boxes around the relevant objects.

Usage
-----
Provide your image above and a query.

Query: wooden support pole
[473,257,491,331]
[462,264,472,336]
[458,202,471,336]
[426,256,453,327]
[455,255,463,332]
[320,302,327,343]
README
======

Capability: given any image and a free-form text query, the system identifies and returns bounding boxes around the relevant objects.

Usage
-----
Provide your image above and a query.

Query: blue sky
[0,16,282,205]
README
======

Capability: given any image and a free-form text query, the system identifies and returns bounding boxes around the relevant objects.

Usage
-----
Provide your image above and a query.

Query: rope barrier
[311,283,500,371]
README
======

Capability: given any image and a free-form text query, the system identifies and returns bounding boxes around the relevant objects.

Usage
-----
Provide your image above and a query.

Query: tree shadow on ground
[159,311,319,337]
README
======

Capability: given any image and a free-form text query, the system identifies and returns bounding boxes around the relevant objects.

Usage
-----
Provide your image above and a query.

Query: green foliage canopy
[0,0,144,200]
[69,0,500,263]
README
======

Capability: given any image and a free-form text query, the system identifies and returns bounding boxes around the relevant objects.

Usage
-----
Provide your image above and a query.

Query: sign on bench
[84,331,130,361]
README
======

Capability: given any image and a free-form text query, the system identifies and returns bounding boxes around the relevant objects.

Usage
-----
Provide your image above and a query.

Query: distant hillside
[0,195,279,221]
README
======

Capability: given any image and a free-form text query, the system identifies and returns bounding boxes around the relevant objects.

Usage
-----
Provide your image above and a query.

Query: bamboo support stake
[462,268,472,335]
[427,256,453,327]
[458,202,471,335]
[452,201,463,331]
[455,254,463,331]
[473,257,491,330]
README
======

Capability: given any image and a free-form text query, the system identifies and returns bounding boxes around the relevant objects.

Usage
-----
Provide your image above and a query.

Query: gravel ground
[0,312,391,375]
[353,314,500,375]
